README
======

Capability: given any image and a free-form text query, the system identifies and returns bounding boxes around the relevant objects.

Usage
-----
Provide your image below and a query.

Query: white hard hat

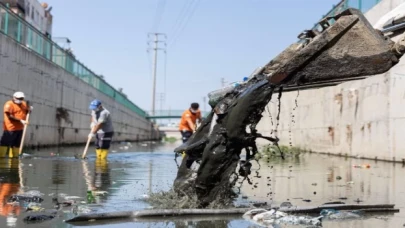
[13,91,25,98]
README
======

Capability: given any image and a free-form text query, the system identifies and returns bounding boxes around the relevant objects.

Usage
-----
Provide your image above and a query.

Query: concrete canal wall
[257,0,405,162]
[0,33,159,147]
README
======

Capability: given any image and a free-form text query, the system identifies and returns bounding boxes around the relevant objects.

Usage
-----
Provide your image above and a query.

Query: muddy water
[0,142,404,227]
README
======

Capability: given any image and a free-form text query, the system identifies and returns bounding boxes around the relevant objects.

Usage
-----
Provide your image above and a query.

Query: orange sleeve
[4,101,12,113]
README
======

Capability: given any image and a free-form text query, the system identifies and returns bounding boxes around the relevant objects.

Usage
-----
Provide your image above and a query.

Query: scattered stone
[323,201,345,205]
[336,176,342,180]
[280,202,293,208]
[312,183,317,186]
[253,202,267,207]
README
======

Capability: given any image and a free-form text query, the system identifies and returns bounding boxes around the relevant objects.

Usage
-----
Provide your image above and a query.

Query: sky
[45,0,338,113]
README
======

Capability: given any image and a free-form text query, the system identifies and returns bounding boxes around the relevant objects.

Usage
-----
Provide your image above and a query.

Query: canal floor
[0,141,404,227]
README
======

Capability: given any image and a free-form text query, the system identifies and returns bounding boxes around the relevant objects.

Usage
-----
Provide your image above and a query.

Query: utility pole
[203,96,206,113]
[158,93,165,112]
[147,33,166,116]
[221,77,226,87]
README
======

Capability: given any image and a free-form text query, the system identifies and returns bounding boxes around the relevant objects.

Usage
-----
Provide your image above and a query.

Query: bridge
[146,110,210,119]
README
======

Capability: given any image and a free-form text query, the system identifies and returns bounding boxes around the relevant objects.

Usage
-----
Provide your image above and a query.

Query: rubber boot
[0,146,8,158]
[95,149,102,158]
[100,149,108,159]
[10,147,20,158]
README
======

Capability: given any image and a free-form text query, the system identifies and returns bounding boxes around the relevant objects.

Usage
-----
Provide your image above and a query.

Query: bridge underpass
[148,110,209,140]
[146,110,209,120]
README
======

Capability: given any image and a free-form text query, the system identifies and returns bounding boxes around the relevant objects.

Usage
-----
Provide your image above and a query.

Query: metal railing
[147,110,210,117]
[0,2,148,118]
[323,0,382,18]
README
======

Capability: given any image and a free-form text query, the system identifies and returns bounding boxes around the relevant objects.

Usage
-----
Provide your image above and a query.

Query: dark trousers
[0,130,23,147]
[180,130,195,168]
[180,130,192,143]
[95,132,114,149]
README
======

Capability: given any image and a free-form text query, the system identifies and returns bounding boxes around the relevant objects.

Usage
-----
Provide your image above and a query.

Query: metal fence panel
[0,2,147,118]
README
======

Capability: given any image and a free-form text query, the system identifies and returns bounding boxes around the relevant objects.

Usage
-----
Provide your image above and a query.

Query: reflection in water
[172,220,229,228]
[0,143,404,228]
[52,160,66,186]
[94,158,111,190]
[93,158,111,203]
[0,159,21,226]
[81,158,112,204]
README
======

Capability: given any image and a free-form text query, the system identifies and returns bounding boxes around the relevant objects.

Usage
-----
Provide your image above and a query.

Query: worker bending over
[88,100,114,159]
[179,102,202,143]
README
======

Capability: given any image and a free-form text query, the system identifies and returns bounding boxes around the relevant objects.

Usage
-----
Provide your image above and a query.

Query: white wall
[365,0,405,25]
[257,56,405,162]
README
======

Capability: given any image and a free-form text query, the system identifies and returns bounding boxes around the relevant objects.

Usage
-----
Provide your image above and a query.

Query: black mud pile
[171,75,280,208]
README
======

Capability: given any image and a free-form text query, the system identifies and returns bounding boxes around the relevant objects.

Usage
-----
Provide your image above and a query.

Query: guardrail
[324,0,382,18]
[0,2,148,118]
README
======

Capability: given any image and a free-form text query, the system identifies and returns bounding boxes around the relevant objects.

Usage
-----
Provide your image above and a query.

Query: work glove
[20,120,28,125]
[88,133,96,138]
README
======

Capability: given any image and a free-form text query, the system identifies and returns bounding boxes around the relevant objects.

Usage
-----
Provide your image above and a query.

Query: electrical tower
[221,77,227,87]
[203,96,207,113]
[157,92,165,112]
[147,33,167,116]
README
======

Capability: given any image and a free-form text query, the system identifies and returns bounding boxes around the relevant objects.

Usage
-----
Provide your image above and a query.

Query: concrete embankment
[0,33,159,147]
[257,53,405,163]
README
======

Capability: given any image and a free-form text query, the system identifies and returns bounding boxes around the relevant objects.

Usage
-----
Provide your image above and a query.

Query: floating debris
[26,203,45,212]
[23,213,56,224]
[8,195,44,204]
[320,209,363,219]
[243,208,322,227]
[92,191,108,196]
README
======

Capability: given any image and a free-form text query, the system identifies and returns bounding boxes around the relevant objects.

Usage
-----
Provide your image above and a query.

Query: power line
[168,0,195,37]
[151,0,167,32]
[163,51,167,95]
[147,33,167,116]
[168,0,200,46]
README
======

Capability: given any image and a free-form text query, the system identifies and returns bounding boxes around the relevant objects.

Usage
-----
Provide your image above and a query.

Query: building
[0,0,52,37]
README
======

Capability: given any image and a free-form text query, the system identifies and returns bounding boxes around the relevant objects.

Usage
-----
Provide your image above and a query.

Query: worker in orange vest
[0,92,32,158]
[179,103,202,144]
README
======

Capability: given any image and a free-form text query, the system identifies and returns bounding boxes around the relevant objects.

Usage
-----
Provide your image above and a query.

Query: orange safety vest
[3,100,28,131]
[179,109,201,131]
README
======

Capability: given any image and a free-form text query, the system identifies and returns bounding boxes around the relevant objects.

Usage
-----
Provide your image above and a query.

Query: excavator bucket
[264,8,402,87]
